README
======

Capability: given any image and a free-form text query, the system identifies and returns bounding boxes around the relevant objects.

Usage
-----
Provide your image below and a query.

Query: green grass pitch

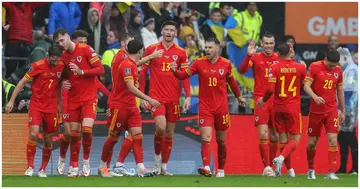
[2,174,358,187]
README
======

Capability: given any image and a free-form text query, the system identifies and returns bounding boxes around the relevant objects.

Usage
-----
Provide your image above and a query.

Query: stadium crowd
[2,2,358,178]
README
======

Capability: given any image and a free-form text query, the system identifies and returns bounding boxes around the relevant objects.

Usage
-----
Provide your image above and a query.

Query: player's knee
[201,135,211,142]
[216,138,226,145]
[307,142,316,150]
[165,129,174,138]
[328,137,338,146]
[258,130,268,139]
[156,127,166,134]
[29,131,38,141]
[108,130,120,141]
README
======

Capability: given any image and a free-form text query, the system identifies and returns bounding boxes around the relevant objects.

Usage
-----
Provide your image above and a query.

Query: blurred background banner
[285,2,358,44]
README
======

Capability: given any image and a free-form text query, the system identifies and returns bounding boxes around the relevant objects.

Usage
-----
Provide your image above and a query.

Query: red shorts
[28,109,59,134]
[273,111,303,134]
[150,101,180,123]
[67,99,98,122]
[198,109,230,131]
[60,89,69,123]
[107,107,141,132]
[254,97,273,128]
[308,110,339,137]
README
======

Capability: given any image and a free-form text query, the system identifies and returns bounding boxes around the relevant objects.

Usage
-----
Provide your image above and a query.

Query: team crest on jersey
[28,117,32,122]
[152,107,156,112]
[76,56,82,62]
[199,119,204,124]
[117,123,121,128]
[334,72,338,79]
[123,54,128,59]
[57,72,62,78]
[219,69,224,75]
[255,116,259,122]
[124,68,131,75]
[173,55,178,61]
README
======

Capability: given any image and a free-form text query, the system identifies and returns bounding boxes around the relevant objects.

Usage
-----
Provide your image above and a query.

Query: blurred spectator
[142,2,173,37]
[102,30,121,67]
[284,35,304,63]
[2,79,28,113]
[106,4,131,37]
[48,2,82,39]
[141,18,158,48]
[180,26,202,64]
[315,35,340,61]
[97,65,112,112]
[172,2,185,26]
[201,8,224,42]
[71,29,89,44]
[85,7,107,55]
[337,47,358,174]
[28,30,51,64]
[127,7,143,44]
[90,2,105,18]
[132,2,144,24]
[346,44,358,65]
[227,2,262,69]
[2,2,47,78]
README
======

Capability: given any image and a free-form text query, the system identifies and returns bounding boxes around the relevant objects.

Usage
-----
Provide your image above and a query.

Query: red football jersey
[268,60,306,113]
[61,43,103,102]
[305,60,343,114]
[243,52,280,98]
[141,42,190,102]
[108,49,128,106]
[185,56,232,111]
[24,58,65,113]
[111,58,139,108]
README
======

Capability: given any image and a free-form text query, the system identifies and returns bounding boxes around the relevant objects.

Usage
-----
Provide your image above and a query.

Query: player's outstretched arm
[96,77,110,96]
[170,62,191,80]
[227,75,246,107]
[239,40,257,74]
[5,77,27,113]
[137,47,164,66]
[303,81,325,105]
[125,80,161,108]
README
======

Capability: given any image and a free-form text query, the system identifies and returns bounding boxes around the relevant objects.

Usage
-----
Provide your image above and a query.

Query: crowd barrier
[3,113,355,175]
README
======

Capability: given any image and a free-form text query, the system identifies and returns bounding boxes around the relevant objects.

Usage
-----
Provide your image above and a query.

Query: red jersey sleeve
[24,62,41,81]
[139,45,154,92]
[337,68,343,86]
[304,63,317,84]
[239,55,254,73]
[82,45,105,76]
[186,59,200,76]
[119,62,136,84]
[179,50,191,97]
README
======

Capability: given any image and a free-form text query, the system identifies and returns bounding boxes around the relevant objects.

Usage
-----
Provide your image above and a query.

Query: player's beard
[164,35,174,42]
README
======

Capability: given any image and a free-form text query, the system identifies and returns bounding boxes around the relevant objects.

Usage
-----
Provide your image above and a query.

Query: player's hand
[237,96,247,107]
[148,98,161,108]
[140,99,150,110]
[183,97,191,112]
[170,62,177,71]
[150,47,164,59]
[339,111,346,124]
[247,40,258,56]
[69,63,84,75]
[62,80,71,90]
[312,95,325,105]
[256,97,265,107]
[106,108,111,117]
[5,101,14,113]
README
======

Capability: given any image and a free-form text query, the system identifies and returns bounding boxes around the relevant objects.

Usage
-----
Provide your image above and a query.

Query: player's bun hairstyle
[211,8,222,15]
[119,33,135,42]
[48,45,63,57]
[277,43,290,57]
[127,39,144,54]
[71,30,89,39]
[161,20,178,29]
[206,38,220,45]
[53,28,68,40]
[262,32,275,39]
[326,48,340,63]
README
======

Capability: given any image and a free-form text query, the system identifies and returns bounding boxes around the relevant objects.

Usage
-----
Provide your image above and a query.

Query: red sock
[82,126,93,160]
[100,134,118,162]
[70,130,81,168]
[39,145,52,171]
[328,146,338,173]
[60,135,70,159]
[269,141,278,167]
[259,139,270,167]
[117,135,133,163]
[26,140,37,168]
[217,140,227,169]
[107,149,113,168]
[279,142,291,169]
[201,140,211,167]
[281,140,298,158]
[132,133,144,164]
[307,147,316,169]
[154,131,163,155]
[161,136,173,163]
